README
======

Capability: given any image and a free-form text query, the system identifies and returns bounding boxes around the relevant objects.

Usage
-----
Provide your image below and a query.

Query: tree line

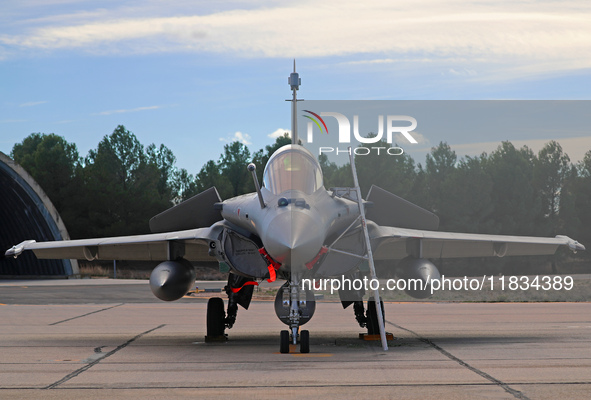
[320,138,591,273]
[10,125,590,270]
[10,125,290,239]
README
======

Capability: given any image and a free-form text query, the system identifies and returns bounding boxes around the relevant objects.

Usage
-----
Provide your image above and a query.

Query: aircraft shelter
[0,152,78,277]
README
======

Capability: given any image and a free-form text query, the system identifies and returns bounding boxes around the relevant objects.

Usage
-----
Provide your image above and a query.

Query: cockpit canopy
[263,145,324,195]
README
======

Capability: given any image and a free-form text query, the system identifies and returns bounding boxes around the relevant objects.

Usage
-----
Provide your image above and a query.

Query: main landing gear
[205,274,255,342]
[348,297,386,336]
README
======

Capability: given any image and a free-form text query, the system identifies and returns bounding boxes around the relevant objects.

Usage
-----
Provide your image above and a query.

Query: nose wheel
[279,329,309,353]
[280,330,289,353]
[300,329,310,353]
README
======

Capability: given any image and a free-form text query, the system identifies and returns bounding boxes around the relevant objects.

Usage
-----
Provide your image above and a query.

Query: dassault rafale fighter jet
[6,65,585,353]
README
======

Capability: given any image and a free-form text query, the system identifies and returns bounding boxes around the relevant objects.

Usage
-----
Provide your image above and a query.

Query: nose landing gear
[275,279,315,353]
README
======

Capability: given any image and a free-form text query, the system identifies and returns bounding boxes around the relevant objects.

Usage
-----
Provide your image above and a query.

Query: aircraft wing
[368,223,585,261]
[5,225,223,262]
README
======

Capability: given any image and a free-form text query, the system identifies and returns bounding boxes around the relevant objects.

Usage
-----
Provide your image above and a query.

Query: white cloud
[219,131,252,145]
[1,1,590,80]
[96,105,161,115]
[395,131,429,145]
[446,68,477,77]
[19,100,47,107]
[268,128,290,139]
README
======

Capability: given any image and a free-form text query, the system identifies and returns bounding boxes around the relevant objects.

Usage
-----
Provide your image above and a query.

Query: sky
[1,0,591,175]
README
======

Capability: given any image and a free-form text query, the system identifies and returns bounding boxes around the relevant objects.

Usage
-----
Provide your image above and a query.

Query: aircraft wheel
[366,298,385,335]
[300,329,310,353]
[206,297,226,337]
[280,330,290,353]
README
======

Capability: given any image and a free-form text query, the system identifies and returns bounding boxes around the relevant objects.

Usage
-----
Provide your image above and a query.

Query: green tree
[556,165,581,243]
[219,141,252,197]
[171,168,198,203]
[11,133,80,213]
[146,143,177,200]
[423,142,457,215]
[572,150,591,255]
[533,141,571,235]
[195,160,232,200]
[437,155,494,233]
[82,125,171,237]
[354,138,417,198]
[11,133,84,237]
[482,142,541,235]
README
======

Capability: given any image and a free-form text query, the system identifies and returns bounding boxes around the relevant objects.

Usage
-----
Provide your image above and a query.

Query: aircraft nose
[263,210,325,267]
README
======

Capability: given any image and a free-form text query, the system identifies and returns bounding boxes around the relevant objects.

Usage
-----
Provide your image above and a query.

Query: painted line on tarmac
[44,324,166,390]
[48,304,124,326]
[386,320,531,400]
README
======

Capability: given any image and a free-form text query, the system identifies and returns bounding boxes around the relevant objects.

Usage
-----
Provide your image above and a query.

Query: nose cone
[262,210,325,267]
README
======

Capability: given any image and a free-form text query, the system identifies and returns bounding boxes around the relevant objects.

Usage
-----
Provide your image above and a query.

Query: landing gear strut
[205,274,255,342]
[366,297,385,335]
[353,300,367,328]
[348,297,391,339]
[275,278,315,353]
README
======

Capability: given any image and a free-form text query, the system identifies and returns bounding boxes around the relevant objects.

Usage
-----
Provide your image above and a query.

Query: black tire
[300,330,310,353]
[366,298,385,335]
[280,330,290,354]
[206,297,226,337]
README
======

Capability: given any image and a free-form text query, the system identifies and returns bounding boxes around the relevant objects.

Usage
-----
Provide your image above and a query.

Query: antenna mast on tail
[288,60,301,145]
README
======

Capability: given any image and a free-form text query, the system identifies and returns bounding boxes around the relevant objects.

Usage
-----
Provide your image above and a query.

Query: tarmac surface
[1,279,590,399]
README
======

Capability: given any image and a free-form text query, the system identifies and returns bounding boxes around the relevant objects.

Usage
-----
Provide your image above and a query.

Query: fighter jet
[5,65,585,353]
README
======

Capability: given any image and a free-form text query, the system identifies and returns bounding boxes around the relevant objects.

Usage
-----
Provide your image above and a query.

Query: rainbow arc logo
[303,110,329,135]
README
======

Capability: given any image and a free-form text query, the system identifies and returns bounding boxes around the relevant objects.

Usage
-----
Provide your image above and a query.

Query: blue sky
[1,0,590,174]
